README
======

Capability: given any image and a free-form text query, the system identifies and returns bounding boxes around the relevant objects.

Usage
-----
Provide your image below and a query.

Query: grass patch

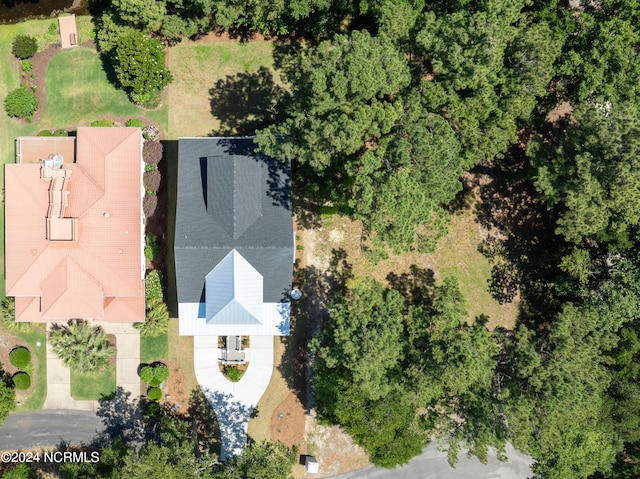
[15,328,47,410]
[43,46,167,128]
[167,39,278,138]
[313,209,518,330]
[70,364,116,400]
[167,319,198,395]
[248,337,288,442]
[140,332,169,363]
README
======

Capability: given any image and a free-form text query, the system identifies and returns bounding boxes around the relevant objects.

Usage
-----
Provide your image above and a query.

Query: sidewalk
[42,322,140,410]
[194,335,274,460]
[100,322,141,400]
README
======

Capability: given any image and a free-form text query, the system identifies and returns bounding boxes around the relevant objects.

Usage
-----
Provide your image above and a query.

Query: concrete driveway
[193,335,274,460]
[42,322,140,410]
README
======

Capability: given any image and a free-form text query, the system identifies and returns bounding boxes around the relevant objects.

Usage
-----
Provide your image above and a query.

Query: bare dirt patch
[299,204,519,330]
[167,320,199,402]
[305,414,370,478]
[162,360,189,411]
[546,101,573,124]
[270,392,305,449]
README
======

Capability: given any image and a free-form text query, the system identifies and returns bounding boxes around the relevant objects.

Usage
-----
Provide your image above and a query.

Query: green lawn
[167,39,279,138]
[15,328,47,410]
[140,332,169,363]
[70,365,116,400]
[42,46,167,129]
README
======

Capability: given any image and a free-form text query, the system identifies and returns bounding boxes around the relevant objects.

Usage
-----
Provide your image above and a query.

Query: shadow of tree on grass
[209,66,285,136]
[473,142,563,327]
[278,248,354,412]
[96,387,145,446]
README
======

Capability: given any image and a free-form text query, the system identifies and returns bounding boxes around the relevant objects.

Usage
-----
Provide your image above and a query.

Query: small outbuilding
[305,455,319,474]
[58,14,78,49]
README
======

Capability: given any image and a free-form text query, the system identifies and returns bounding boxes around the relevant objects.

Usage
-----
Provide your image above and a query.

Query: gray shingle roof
[174,138,293,305]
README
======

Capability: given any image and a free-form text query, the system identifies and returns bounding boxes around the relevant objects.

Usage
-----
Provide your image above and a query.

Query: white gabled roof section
[205,249,263,325]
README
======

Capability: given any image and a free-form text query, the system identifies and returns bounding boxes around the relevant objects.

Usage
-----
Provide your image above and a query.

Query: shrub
[21,59,32,72]
[145,270,164,305]
[145,234,159,261]
[223,366,244,382]
[139,365,154,384]
[12,35,37,59]
[38,129,52,136]
[12,372,31,390]
[53,129,68,137]
[0,297,15,321]
[112,31,172,107]
[147,386,162,401]
[125,118,144,127]
[9,347,31,369]
[5,88,39,120]
[145,400,162,417]
[143,170,161,192]
[142,125,160,141]
[90,119,114,127]
[3,463,32,479]
[153,363,169,384]
[1,298,32,333]
[143,193,158,217]
[142,140,163,165]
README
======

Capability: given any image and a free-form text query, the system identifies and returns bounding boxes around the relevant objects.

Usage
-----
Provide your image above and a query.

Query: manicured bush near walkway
[14,329,46,411]
[147,387,162,401]
[139,362,169,387]
[9,346,30,369]
[4,87,38,120]
[223,365,245,382]
[12,372,30,390]
[11,34,37,59]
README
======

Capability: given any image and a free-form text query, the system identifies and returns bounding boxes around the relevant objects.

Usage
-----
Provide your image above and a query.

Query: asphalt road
[328,442,534,479]
[0,410,104,450]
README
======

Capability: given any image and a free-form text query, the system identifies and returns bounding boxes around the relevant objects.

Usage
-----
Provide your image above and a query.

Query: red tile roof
[5,127,145,323]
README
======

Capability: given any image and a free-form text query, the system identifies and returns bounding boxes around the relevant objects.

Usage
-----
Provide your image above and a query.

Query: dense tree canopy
[312,277,504,467]
[531,102,640,248]
[88,1,640,478]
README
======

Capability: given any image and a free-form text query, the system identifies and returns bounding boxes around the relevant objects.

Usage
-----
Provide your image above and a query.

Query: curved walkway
[193,336,274,460]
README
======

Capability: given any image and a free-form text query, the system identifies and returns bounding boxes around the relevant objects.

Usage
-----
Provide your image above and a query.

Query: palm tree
[0,297,31,333]
[49,319,115,373]
[134,302,169,337]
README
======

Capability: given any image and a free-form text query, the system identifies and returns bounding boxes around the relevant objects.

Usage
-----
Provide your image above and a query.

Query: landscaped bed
[0,325,46,410]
